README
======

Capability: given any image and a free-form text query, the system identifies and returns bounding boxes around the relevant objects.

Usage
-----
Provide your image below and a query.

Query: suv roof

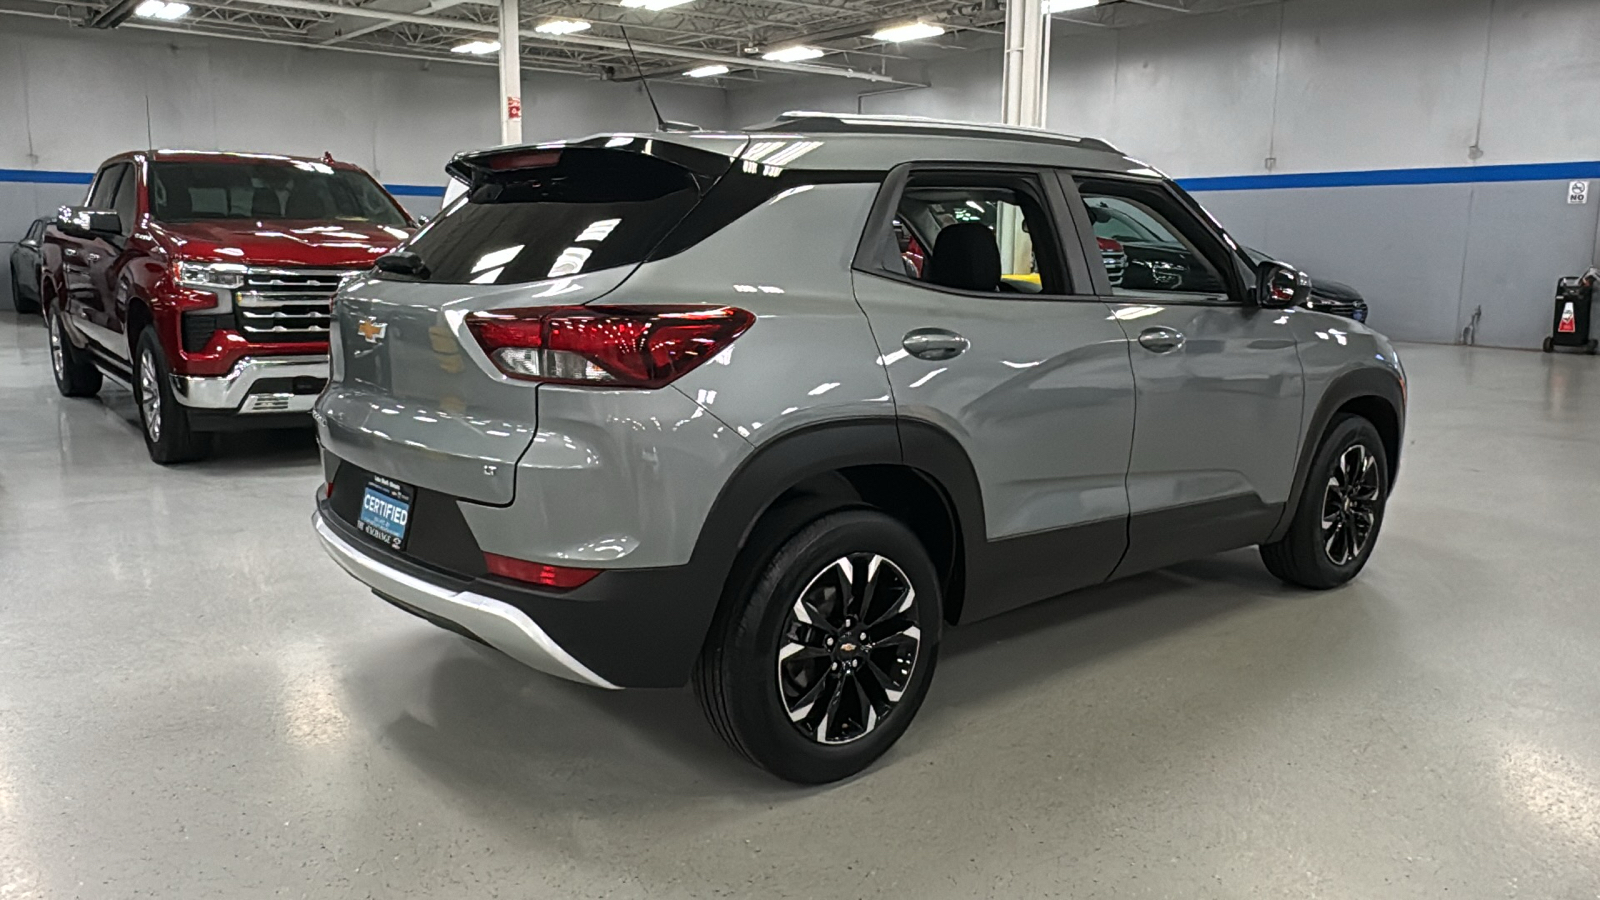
[458,115,1156,181]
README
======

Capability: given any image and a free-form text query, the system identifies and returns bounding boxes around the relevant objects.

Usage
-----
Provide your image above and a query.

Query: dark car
[8,217,48,313]
[1243,245,1369,323]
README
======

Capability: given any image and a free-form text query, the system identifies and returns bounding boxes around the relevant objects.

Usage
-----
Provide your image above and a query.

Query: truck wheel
[1588,340,1598,355]
[694,509,941,784]
[134,327,210,464]
[47,305,102,398]
[1542,337,1554,353]
[9,264,39,314]
[1260,414,1390,590]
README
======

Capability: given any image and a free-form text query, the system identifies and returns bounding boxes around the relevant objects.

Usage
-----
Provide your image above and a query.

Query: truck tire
[694,509,941,784]
[1542,337,1555,353]
[1260,414,1389,590]
[47,305,102,398]
[134,327,210,464]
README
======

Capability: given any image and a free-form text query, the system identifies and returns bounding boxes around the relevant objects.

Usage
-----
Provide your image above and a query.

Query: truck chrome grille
[236,268,355,343]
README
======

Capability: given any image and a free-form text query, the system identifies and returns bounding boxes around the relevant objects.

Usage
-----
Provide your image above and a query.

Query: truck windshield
[150,161,409,226]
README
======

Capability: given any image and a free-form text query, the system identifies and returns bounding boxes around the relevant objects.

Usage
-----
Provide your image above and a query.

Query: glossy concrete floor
[2,311,1599,899]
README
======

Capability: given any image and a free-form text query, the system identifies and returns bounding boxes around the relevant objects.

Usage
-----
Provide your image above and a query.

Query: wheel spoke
[816,673,850,743]
[786,669,832,723]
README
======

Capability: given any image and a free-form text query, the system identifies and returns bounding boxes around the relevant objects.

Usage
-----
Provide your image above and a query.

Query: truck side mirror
[1256,259,1310,309]
[57,206,122,240]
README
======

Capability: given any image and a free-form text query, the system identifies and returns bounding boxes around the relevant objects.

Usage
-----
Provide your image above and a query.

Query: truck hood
[151,220,412,268]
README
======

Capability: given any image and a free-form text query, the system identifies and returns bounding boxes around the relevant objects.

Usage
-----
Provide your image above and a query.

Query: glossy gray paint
[852,272,1135,540]
[313,122,1405,688]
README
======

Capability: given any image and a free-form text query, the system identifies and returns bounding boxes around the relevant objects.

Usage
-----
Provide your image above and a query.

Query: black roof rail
[750,111,1121,154]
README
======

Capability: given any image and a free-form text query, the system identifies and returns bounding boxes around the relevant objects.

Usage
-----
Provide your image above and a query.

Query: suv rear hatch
[318,135,747,505]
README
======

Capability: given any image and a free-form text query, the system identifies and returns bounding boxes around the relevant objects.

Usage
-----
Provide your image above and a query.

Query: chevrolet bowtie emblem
[356,318,386,343]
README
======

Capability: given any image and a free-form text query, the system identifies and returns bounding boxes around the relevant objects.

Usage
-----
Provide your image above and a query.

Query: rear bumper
[313,510,619,689]
[172,354,328,413]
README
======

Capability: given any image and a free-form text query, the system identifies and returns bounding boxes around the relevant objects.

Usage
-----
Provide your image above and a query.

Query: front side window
[880,174,1070,296]
[110,165,138,233]
[149,161,408,226]
[87,164,125,210]
[1076,181,1231,299]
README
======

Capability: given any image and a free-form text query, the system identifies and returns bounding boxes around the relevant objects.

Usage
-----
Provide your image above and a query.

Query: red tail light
[484,553,602,589]
[466,305,755,389]
[1096,237,1123,252]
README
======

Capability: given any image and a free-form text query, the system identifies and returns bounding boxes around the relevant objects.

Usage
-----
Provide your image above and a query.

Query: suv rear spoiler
[446,133,751,191]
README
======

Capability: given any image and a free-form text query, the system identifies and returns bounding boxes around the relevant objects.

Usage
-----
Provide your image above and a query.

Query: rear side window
[404,150,701,285]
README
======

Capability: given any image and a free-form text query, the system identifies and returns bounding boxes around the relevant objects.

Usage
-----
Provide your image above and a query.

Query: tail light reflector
[484,553,602,589]
[465,305,755,389]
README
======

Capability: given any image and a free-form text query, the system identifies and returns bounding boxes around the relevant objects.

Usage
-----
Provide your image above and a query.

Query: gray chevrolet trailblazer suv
[312,113,1406,784]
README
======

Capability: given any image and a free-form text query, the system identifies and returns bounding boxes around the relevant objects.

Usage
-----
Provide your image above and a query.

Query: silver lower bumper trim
[312,511,618,690]
[173,355,329,411]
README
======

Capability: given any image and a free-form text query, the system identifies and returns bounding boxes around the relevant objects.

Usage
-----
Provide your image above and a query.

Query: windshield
[1088,200,1166,244]
[150,161,409,226]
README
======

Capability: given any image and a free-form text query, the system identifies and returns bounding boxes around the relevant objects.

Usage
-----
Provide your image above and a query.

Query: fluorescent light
[451,39,501,54]
[135,0,189,19]
[872,22,945,42]
[535,19,590,34]
[619,0,694,10]
[685,64,729,78]
[1046,0,1099,11]
[762,45,825,63]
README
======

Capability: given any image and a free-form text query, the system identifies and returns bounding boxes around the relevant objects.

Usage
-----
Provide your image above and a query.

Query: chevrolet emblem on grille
[356,318,387,343]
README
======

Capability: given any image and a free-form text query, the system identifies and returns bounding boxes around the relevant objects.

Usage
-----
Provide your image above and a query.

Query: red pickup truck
[42,150,415,463]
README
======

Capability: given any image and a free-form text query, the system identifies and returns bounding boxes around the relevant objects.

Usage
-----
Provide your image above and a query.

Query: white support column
[497,0,522,145]
[1001,0,1050,129]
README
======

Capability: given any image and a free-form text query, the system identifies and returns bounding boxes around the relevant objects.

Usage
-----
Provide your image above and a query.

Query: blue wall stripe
[4,161,1596,195]
[1178,161,1600,192]
[0,169,94,185]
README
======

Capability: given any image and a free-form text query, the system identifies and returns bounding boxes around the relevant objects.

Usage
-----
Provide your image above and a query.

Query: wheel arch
[1268,367,1406,543]
[692,418,982,637]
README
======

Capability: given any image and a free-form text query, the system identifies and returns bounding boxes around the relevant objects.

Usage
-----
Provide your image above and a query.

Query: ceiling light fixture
[871,22,945,42]
[685,64,730,78]
[535,19,591,34]
[134,0,189,19]
[619,0,694,10]
[762,45,825,63]
[451,39,501,54]
[1046,0,1099,12]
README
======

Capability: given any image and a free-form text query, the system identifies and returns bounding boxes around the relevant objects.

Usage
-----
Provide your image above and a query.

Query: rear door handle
[903,328,969,361]
[1137,326,1185,354]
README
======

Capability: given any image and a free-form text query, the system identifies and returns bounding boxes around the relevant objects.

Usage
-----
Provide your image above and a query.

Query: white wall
[0,15,727,218]
[728,0,1600,348]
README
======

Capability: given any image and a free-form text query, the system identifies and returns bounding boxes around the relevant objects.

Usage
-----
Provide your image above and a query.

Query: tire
[133,327,210,464]
[1542,337,1555,353]
[46,304,102,398]
[694,509,942,784]
[9,264,39,314]
[1260,414,1390,590]
[1587,339,1598,356]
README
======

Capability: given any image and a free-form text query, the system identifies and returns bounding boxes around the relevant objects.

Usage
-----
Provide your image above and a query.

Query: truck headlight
[174,261,248,290]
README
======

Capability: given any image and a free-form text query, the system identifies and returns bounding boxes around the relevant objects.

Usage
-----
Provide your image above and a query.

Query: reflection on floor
[3,310,1599,898]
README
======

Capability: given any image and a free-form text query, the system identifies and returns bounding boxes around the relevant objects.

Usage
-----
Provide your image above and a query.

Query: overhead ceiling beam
[215,0,916,83]
[320,0,472,45]
[85,0,140,28]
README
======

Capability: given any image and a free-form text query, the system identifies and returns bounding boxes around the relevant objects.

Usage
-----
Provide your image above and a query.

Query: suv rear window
[403,149,702,285]
[150,161,408,226]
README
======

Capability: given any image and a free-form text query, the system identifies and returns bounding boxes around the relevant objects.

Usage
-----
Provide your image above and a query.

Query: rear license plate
[358,476,413,549]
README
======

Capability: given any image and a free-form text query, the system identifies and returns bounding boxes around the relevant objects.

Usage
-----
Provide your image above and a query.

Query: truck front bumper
[172,354,329,414]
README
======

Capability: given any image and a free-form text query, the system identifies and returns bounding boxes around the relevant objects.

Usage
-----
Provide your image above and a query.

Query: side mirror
[56,206,122,240]
[19,238,39,250]
[1256,259,1310,308]
[412,215,430,226]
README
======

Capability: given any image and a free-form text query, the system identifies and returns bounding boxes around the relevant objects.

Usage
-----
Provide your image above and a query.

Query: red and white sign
[1558,301,1577,333]
[506,96,522,120]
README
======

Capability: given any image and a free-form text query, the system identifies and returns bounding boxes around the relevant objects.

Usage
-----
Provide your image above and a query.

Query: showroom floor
[1,311,1598,898]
